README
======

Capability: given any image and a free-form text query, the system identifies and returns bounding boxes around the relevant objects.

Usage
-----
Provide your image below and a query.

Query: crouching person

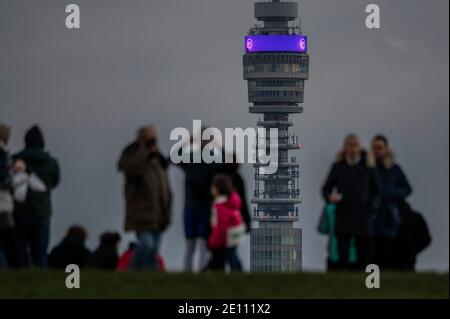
[87,232,121,270]
[206,175,245,272]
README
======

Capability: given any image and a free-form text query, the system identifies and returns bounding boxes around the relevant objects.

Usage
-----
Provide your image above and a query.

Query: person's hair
[67,225,88,241]
[373,134,389,146]
[212,174,234,197]
[100,232,121,247]
[136,125,156,139]
[343,133,360,146]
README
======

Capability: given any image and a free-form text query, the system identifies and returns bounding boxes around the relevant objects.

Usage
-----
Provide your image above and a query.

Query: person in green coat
[12,125,60,268]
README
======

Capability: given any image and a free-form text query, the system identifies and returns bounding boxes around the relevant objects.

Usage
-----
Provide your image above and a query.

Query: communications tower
[243,0,309,272]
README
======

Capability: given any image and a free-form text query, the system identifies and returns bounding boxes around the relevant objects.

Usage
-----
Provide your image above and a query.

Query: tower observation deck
[243,0,309,272]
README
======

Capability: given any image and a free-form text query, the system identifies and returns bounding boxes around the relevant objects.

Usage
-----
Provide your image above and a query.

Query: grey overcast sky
[0,0,448,271]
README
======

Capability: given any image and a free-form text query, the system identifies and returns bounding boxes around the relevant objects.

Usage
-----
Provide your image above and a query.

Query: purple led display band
[245,35,308,53]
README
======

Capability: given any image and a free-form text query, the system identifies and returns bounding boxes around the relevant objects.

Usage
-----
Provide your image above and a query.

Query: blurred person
[48,225,91,269]
[220,155,251,232]
[172,130,222,272]
[12,125,60,268]
[371,135,413,268]
[321,134,380,271]
[0,123,17,269]
[87,231,121,270]
[219,156,250,271]
[118,126,172,271]
[206,174,245,271]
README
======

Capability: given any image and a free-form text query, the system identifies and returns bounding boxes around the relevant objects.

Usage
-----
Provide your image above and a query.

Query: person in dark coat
[371,135,413,268]
[48,225,91,269]
[12,125,60,268]
[118,126,172,271]
[322,134,380,271]
[171,130,223,272]
[0,123,17,269]
[87,232,121,270]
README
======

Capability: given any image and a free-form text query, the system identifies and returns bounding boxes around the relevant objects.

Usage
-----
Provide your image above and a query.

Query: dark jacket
[12,126,60,217]
[87,232,120,270]
[87,245,119,270]
[0,143,14,228]
[0,144,12,193]
[372,151,412,238]
[322,150,380,237]
[176,150,219,211]
[48,235,91,269]
[118,143,172,232]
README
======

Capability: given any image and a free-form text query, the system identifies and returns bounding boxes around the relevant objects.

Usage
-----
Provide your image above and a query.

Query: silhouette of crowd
[0,124,249,272]
[0,123,430,272]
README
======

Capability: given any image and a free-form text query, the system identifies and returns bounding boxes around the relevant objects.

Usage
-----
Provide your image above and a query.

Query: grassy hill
[0,271,447,299]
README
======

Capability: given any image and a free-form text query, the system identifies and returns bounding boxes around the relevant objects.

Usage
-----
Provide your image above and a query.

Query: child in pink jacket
[206,174,245,271]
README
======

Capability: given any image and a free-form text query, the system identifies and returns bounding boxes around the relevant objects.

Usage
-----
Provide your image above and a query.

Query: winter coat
[0,126,14,227]
[87,244,119,270]
[12,127,60,218]
[48,235,91,269]
[118,143,172,232]
[322,150,380,237]
[117,248,166,272]
[117,249,134,271]
[208,192,245,250]
[176,149,220,211]
[0,143,12,194]
[372,151,412,238]
[0,142,13,217]
[220,163,251,232]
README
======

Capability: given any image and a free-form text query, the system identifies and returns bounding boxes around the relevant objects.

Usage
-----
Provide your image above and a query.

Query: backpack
[398,201,432,255]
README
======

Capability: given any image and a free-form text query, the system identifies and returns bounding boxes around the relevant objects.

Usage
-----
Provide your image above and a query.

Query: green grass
[0,271,447,299]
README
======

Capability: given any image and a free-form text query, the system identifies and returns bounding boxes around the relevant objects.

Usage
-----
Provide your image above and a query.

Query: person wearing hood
[0,123,17,269]
[321,134,380,271]
[371,135,412,268]
[48,225,91,269]
[206,174,245,271]
[12,125,60,268]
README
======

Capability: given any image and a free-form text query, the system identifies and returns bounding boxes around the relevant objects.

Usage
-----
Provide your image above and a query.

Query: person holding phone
[322,134,380,271]
[118,126,172,271]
